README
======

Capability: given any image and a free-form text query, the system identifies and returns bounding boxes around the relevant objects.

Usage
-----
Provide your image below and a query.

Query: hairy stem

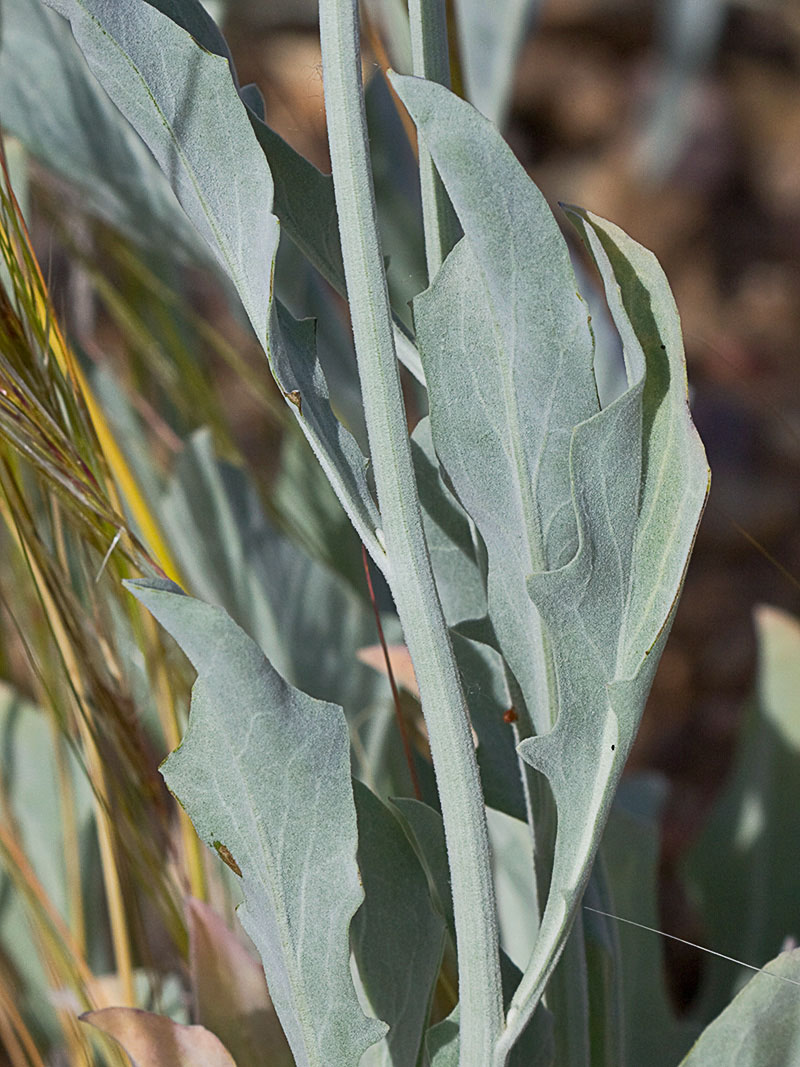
[318,1,503,1059]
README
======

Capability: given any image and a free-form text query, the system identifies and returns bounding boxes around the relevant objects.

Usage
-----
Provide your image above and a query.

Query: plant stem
[318,1,503,1059]
[407,0,460,279]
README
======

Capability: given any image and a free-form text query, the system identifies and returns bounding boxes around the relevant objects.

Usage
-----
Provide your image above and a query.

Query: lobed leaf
[158,429,411,795]
[507,206,708,1041]
[392,71,598,740]
[126,579,386,1067]
[390,76,708,1055]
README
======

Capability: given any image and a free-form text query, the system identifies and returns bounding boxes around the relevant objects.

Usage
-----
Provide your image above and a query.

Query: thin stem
[318,2,503,1060]
[407,0,460,279]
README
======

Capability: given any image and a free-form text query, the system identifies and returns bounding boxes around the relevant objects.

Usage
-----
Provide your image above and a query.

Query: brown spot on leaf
[213,841,242,877]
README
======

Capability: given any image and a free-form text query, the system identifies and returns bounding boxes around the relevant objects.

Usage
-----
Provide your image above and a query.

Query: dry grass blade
[0,141,204,1063]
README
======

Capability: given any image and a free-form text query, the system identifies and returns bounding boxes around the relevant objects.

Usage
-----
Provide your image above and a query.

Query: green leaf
[46,0,384,564]
[391,76,708,1056]
[678,949,800,1067]
[392,72,598,740]
[187,898,293,1067]
[602,779,697,1065]
[81,1008,237,1067]
[507,204,708,1044]
[0,683,96,1044]
[139,0,426,384]
[352,782,445,1066]
[125,579,386,1067]
[452,0,542,127]
[485,808,538,974]
[411,417,487,629]
[0,0,208,263]
[159,429,412,796]
[451,634,527,821]
[685,606,800,1024]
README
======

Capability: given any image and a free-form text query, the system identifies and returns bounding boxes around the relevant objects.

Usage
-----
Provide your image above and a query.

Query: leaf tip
[124,576,186,600]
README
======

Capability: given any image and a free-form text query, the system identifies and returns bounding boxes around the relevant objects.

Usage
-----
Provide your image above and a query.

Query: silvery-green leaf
[506,208,708,1038]
[451,634,526,821]
[392,75,707,1053]
[46,0,384,564]
[272,423,366,593]
[409,419,526,818]
[268,304,382,561]
[0,683,95,1043]
[126,579,386,1067]
[139,0,346,295]
[0,0,206,262]
[426,1010,460,1067]
[685,606,800,1025]
[452,0,542,127]
[411,417,486,629]
[486,807,538,973]
[390,798,455,938]
[602,778,697,1065]
[678,949,800,1067]
[352,782,445,1067]
[41,0,275,339]
[159,430,409,797]
[393,71,597,737]
[138,0,425,384]
[367,70,427,329]
[275,237,367,451]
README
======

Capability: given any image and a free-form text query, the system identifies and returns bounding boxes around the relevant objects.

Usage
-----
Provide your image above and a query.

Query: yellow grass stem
[0,821,95,992]
[0,498,137,1010]
[0,152,183,585]
[0,980,48,1067]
